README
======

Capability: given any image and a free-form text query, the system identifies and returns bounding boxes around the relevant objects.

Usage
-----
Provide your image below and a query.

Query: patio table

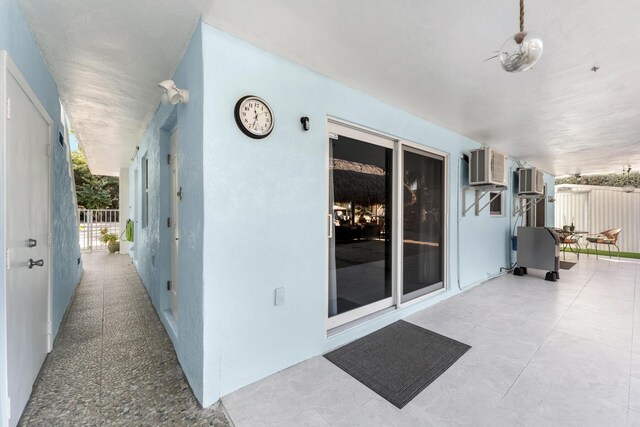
[557,229,587,259]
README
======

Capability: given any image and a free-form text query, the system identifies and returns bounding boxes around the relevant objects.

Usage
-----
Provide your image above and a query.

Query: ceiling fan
[485,0,543,72]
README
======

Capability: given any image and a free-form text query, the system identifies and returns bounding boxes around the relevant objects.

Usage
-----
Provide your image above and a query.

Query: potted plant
[99,228,120,254]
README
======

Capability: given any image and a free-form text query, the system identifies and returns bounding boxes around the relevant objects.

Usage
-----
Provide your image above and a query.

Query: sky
[69,131,79,151]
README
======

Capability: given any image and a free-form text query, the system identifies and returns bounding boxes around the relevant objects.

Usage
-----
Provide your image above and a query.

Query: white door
[5,68,51,426]
[327,121,396,329]
[169,129,179,318]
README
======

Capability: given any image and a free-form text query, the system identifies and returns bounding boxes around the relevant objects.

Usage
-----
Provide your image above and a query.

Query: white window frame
[489,191,504,216]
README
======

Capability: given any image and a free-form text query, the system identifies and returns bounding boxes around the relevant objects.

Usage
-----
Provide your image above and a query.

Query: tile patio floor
[223,254,640,426]
[17,252,640,426]
[19,252,230,426]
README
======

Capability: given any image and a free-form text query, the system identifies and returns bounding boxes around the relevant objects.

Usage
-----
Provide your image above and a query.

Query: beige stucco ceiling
[19,1,640,176]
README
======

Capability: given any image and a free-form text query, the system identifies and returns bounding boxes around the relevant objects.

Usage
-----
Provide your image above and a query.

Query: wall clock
[234,95,274,139]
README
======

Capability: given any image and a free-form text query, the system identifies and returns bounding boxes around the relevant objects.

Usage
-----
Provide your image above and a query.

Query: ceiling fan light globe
[499,32,544,72]
[524,38,544,65]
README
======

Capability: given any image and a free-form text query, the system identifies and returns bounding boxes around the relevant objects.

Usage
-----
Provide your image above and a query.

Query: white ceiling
[18,0,209,176]
[19,1,640,176]
[204,0,640,176]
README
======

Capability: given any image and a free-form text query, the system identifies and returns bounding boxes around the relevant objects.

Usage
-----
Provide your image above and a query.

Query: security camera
[158,80,189,105]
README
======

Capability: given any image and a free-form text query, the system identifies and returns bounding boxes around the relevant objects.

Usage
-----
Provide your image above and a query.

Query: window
[142,155,149,228]
[489,192,503,216]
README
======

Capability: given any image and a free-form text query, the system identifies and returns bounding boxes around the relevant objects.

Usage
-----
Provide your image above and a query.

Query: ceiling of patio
[18,0,209,176]
[19,1,640,176]
[204,0,640,176]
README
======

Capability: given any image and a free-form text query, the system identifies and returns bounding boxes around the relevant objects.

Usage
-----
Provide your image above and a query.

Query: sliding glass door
[401,148,445,302]
[327,120,446,328]
[328,122,394,327]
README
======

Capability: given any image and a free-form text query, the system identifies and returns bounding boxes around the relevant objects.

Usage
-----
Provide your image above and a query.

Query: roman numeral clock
[234,95,274,139]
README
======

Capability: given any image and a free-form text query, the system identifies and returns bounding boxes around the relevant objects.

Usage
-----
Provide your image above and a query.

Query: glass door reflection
[402,148,444,302]
[328,127,393,323]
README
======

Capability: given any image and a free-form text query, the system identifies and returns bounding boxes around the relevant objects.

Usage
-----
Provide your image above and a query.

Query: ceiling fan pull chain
[520,0,525,33]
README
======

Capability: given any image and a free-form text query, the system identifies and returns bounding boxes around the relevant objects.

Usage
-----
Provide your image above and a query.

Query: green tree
[76,179,112,209]
[72,150,119,209]
[556,172,640,188]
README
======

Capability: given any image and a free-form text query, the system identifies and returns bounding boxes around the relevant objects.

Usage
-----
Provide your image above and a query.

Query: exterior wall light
[300,116,310,131]
[158,80,189,105]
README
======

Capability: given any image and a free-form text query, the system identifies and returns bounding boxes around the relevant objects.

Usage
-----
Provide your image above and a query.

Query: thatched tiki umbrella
[332,159,387,204]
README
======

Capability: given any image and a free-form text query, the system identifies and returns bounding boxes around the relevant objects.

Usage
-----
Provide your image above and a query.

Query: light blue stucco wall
[458,159,514,287]
[458,160,555,287]
[0,0,83,423]
[198,23,556,404]
[128,21,556,407]
[129,25,205,402]
[51,140,83,338]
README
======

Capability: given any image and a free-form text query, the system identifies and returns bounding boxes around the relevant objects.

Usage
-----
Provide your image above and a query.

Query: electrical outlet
[275,287,286,306]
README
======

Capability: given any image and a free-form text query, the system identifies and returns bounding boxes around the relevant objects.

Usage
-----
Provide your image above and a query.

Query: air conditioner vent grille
[468,148,507,186]
[518,168,544,195]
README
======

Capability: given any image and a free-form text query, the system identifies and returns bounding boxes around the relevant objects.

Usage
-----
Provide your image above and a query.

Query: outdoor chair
[585,228,622,259]
[555,229,581,260]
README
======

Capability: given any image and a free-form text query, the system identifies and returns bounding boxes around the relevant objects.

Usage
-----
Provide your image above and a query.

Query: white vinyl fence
[78,209,120,251]
[555,184,640,253]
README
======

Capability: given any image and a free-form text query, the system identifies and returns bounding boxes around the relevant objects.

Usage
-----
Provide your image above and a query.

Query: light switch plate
[275,287,285,306]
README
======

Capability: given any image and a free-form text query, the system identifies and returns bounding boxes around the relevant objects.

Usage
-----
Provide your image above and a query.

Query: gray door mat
[559,261,576,270]
[324,320,471,409]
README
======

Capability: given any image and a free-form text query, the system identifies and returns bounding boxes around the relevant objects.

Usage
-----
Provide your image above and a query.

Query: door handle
[27,239,37,248]
[28,259,44,269]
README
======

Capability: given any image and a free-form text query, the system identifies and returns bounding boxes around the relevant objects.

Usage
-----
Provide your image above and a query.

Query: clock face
[234,96,274,139]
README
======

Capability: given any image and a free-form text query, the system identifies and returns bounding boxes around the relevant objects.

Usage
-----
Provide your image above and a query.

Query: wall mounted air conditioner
[468,147,507,186]
[518,167,544,195]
